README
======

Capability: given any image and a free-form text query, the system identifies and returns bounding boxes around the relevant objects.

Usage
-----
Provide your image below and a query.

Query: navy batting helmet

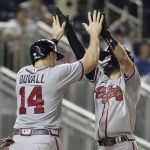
[100,46,134,74]
[30,39,64,64]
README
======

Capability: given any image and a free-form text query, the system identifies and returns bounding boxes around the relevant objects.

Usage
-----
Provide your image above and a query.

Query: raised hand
[52,15,66,40]
[82,10,104,38]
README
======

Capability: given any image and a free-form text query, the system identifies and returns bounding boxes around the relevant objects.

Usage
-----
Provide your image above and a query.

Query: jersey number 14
[19,86,44,114]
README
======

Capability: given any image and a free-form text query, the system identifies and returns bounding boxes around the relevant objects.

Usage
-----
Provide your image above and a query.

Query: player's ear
[49,52,53,59]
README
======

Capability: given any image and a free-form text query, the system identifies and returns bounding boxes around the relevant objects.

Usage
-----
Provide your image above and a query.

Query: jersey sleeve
[58,61,84,88]
[125,66,141,106]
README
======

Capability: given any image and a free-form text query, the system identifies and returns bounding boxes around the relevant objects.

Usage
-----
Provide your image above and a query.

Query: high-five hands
[52,15,66,40]
[82,10,104,38]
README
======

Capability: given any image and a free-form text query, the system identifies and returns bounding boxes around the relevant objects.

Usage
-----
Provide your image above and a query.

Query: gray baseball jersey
[14,61,84,129]
[93,67,141,139]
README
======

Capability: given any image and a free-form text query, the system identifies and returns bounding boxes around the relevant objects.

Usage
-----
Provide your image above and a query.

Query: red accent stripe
[79,61,84,81]
[98,104,105,139]
[132,142,135,150]
[55,137,59,150]
[36,67,47,72]
[26,69,35,74]
[105,102,110,137]
[26,67,47,74]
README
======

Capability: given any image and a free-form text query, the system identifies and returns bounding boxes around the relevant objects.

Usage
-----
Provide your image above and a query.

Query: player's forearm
[101,27,130,65]
[113,43,128,64]
[113,43,134,67]
[113,43,134,77]
[81,35,100,74]
[66,23,97,80]
[66,23,86,60]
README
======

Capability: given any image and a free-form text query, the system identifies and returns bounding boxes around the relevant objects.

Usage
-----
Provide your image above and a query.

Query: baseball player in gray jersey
[8,11,104,150]
[52,8,141,150]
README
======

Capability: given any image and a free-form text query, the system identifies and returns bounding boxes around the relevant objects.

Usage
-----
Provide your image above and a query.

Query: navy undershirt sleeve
[65,23,96,81]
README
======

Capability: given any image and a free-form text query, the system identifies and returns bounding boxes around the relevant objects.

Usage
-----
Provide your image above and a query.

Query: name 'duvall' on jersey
[19,74,45,84]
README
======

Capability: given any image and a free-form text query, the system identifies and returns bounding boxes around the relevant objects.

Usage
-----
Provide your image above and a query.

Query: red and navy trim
[55,137,59,150]
[98,104,105,139]
[124,67,135,81]
[89,67,99,83]
[105,102,110,137]
[26,67,47,74]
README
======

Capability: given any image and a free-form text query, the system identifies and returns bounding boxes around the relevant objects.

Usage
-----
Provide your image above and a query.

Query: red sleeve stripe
[79,61,84,81]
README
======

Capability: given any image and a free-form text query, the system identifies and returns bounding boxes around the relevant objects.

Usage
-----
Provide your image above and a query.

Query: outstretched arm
[49,6,100,80]
[80,10,103,74]
[48,6,86,60]
[100,13,134,77]
[65,18,85,60]
[65,18,97,81]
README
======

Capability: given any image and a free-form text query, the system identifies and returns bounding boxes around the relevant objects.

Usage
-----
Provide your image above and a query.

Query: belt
[98,135,135,146]
[13,129,59,136]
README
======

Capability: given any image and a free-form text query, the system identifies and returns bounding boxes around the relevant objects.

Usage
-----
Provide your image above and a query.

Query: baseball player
[8,11,104,150]
[53,8,141,150]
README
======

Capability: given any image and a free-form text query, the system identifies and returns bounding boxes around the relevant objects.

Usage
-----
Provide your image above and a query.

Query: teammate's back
[15,65,63,129]
[15,62,83,129]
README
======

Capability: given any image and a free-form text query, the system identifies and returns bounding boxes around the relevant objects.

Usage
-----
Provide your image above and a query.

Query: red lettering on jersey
[19,87,26,114]
[19,86,44,114]
[95,85,123,104]
[28,86,44,114]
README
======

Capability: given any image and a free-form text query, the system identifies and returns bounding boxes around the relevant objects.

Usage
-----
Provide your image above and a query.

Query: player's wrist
[102,30,118,51]
[89,33,99,39]
[52,34,60,40]
[52,32,63,41]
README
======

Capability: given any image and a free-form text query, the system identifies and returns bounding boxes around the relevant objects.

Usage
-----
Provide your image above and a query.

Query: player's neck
[34,59,50,68]
[109,70,121,80]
